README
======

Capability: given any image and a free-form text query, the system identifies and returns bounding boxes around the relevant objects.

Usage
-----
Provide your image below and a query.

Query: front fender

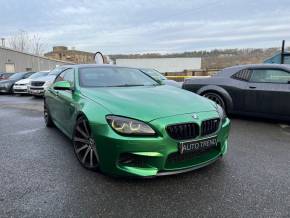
[196,85,233,112]
[78,100,110,126]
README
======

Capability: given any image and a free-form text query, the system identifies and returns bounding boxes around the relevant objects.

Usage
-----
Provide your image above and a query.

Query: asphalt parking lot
[0,95,289,218]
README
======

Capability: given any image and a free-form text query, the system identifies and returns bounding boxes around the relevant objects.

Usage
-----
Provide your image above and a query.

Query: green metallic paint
[81,85,217,122]
[53,80,72,90]
[45,65,231,177]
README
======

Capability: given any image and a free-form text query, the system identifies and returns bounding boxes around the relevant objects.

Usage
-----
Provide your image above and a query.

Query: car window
[141,69,167,81]
[28,71,49,79]
[250,69,290,84]
[54,68,74,85]
[8,72,25,80]
[24,72,34,78]
[49,67,67,76]
[232,69,252,81]
[79,67,159,87]
[63,69,75,85]
[54,71,66,82]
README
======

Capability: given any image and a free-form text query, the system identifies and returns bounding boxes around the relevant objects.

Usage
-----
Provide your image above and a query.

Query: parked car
[13,71,49,94]
[0,72,15,81]
[140,68,181,87]
[29,65,72,96]
[44,64,230,177]
[182,64,290,121]
[0,72,35,94]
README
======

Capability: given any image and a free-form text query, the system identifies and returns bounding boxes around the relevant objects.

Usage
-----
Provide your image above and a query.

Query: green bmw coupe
[44,65,230,177]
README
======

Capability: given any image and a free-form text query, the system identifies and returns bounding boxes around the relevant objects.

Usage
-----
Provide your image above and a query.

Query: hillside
[110,47,285,69]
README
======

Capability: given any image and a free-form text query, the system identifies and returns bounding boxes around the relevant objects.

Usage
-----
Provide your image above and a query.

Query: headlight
[106,115,156,136]
[4,83,10,88]
[216,104,226,123]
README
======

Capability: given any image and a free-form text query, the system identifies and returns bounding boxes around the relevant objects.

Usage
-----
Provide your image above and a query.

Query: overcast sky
[1,0,290,54]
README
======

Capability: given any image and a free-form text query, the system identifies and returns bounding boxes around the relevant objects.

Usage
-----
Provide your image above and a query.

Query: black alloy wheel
[202,92,226,111]
[73,116,99,171]
[44,101,54,127]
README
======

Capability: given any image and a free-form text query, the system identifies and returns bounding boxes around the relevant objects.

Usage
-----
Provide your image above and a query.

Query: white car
[13,71,49,94]
[29,65,71,96]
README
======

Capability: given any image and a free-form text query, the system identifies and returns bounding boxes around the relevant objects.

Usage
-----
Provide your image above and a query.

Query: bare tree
[8,30,45,55]
[30,34,44,55]
[9,30,29,52]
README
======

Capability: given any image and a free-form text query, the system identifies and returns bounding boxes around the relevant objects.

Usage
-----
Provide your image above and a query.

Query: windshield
[141,69,167,81]
[8,72,25,80]
[28,71,49,79]
[48,68,64,76]
[79,67,159,87]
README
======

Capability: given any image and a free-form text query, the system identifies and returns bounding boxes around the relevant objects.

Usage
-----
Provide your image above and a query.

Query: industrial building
[0,46,72,73]
[115,57,201,73]
[44,46,95,64]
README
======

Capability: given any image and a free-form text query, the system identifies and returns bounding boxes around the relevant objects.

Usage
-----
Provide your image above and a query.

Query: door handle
[249,86,256,89]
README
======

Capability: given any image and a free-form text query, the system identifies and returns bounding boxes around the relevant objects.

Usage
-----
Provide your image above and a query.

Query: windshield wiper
[112,84,146,87]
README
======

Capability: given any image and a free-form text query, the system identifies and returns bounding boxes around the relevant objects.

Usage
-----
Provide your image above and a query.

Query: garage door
[5,63,15,73]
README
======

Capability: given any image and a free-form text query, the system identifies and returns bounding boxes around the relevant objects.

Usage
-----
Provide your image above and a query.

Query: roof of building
[44,49,94,56]
[0,46,74,64]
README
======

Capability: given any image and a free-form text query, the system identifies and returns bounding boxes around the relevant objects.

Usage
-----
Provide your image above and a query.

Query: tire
[9,87,14,94]
[202,92,226,111]
[44,101,54,127]
[73,116,100,171]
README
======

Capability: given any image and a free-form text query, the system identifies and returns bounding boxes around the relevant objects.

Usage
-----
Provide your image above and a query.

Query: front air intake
[166,123,199,140]
[201,118,220,136]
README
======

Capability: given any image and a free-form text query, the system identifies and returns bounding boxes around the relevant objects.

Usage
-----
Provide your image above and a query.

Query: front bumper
[91,111,230,177]
[29,86,45,96]
[13,85,28,94]
[0,86,10,93]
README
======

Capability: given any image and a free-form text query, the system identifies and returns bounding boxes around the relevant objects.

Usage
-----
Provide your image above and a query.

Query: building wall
[0,47,72,73]
[44,46,95,64]
[115,57,201,73]
[263,52,290,64]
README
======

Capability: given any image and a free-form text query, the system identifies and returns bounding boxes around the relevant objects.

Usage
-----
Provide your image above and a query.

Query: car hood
[15,78,31,85]
[81,85,216,121]
[30,75,56,82]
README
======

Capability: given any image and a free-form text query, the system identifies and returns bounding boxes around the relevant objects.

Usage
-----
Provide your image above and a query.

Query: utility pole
[281,40,285,64]
[1,38,5,47]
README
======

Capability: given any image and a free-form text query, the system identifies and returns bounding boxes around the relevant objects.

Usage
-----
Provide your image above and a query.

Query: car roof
[226,63,290,69]
[73,64,139,70]
[216,64,290,77]
[13,72,28,74]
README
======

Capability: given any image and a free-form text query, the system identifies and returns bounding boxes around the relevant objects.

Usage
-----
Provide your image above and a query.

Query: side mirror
[53,81,72,91]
